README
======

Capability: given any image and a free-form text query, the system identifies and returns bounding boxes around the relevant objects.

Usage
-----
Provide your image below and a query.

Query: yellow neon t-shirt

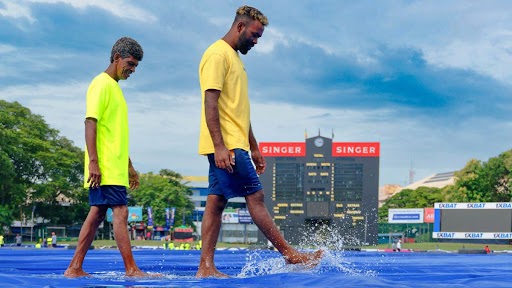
[84,72,129,188]
[198,39,251,155]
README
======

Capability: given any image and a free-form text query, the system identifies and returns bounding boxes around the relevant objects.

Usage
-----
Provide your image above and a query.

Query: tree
[0,205,15,234]
[128,169,195,228]
[0,100,86,230]
[451,152,512,202]
[481,150,512,202]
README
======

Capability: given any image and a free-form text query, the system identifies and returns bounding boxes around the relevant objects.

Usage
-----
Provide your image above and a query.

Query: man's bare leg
[112,205,150,277]
[196,194,229,278]
[64,206,107,277]
[246,190,324,266]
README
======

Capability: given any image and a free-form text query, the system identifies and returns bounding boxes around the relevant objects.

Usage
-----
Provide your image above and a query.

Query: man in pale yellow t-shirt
[64,37,152,278]
[196,5,323,279]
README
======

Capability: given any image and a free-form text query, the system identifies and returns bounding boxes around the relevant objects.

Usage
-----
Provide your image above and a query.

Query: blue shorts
[89,185,127,206]
[207,148,263,199]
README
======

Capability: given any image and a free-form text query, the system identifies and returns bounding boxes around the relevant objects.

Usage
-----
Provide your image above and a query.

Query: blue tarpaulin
[0,247,511,287]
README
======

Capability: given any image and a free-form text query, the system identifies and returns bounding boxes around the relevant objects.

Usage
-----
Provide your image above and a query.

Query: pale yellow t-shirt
[84,72,129,187]
[198,39,251,155]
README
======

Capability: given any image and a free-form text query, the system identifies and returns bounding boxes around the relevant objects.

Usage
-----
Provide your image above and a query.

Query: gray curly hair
[110,37,144,63]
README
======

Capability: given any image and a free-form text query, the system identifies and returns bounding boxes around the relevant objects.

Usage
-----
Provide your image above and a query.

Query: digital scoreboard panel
[433,202,512,239]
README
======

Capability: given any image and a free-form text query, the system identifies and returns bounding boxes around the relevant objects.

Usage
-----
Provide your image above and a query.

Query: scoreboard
[433,202,512,239]
[257,138,380,245]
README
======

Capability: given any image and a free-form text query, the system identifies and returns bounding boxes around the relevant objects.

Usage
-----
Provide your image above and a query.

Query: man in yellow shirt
[64,37,149,278]
[196,5,323,278]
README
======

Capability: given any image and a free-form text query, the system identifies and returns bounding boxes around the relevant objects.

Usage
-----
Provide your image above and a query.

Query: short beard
[237,33,251,55]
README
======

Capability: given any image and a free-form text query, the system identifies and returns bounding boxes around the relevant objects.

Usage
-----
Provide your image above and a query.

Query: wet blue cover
[0,248,511,287]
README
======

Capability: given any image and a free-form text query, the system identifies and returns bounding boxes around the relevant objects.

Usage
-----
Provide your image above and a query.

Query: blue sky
[2,0,512,187]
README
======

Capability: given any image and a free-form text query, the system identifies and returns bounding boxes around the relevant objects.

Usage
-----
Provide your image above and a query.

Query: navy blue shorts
[207,148,263,199]
[89,185,127,206]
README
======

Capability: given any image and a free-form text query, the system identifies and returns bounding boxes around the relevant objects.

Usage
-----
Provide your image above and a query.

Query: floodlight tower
[409,161,415,185]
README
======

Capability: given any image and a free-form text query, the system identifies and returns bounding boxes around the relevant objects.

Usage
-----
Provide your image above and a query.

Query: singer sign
[332,142,380,157]
[260,142,306,157]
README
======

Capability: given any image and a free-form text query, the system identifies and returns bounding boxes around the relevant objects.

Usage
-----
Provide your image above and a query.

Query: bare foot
[126,269,162,278]
[64,268,91,278]
[284,249,324,268]
[196,266,229,278]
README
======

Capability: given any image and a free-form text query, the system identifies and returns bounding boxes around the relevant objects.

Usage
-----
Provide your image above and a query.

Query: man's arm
[204,89,234,172]
[85,118,101,188]
[249,124,266,175]
[128,158,140,189]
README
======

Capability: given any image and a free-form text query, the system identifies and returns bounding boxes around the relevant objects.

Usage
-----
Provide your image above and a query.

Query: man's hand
[128,158,140,189]
[129,170,140,189]
[214,146,235,173]
[87,160,101,188]
[251,149,266,175]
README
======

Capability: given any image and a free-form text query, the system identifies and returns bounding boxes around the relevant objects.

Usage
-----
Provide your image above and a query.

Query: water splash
[237,250,321,277]
[237,223,378,278]
[298,223,378,277]
[319,249,378,277]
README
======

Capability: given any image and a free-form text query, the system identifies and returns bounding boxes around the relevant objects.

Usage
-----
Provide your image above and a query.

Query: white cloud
[0,44,16,53]
[0,0,35,24]
[254,27,336,56]
[0,82,87,146]
[381,3,512,84]
[253,28,288,54]
[207,16,231,28]
[270,1,512,85]
[423,28,512,83]
[17,0,157,23]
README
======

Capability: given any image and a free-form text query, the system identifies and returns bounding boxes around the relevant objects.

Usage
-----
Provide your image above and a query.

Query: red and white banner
[332,142,380,157]
[424,208,434,223]
[260,142,306,157]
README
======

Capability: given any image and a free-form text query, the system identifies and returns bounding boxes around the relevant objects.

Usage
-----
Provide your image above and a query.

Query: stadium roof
[403,171,456,190]
[182,175,208,188]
